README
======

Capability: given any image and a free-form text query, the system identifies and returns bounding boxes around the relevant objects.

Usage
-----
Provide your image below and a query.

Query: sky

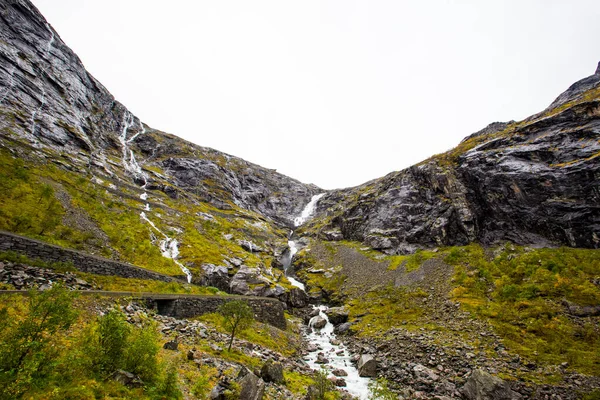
[34,0,600,190]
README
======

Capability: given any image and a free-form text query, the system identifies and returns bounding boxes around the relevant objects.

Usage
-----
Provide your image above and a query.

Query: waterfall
[120,115,192,283]
[283,194,325,289]
[30,24,54,136]
[288,194,371,399]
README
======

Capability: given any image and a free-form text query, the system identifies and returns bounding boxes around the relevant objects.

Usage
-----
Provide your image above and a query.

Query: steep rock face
[309,67,600,252]
[0,0,133,154]
[0,0,319,226]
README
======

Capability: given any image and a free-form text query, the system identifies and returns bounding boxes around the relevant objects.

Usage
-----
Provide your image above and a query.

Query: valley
[0,1,599,399]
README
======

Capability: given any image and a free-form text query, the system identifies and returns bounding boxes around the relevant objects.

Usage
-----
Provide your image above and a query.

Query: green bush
[0,286,79,399]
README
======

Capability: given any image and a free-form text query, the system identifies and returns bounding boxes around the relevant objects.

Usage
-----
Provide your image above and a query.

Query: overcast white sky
[34,0,600,189]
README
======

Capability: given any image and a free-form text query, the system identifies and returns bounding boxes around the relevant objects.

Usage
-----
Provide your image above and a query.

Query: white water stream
[307,306,371,399]
[120,114,192,283]
[286,194,371,399]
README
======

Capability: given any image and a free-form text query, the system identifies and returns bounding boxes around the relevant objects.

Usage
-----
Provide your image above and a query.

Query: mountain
[1,1,599,399]
[0,0,320,226]
[305,65,600,253]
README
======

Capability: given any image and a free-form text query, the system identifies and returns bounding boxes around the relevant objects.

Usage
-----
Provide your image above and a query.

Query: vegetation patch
[445,243,600,375]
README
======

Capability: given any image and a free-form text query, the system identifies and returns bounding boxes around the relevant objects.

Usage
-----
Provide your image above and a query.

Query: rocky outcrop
[308,64,600,252]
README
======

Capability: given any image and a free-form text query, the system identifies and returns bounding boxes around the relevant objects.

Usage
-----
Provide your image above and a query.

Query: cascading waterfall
[288,194,371,399]
[120,114,192,283]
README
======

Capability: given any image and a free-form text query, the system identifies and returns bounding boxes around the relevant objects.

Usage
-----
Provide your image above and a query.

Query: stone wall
[0,230,181,283]
[146,296,286,330]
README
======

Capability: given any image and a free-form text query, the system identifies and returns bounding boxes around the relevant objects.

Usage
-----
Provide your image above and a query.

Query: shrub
[0,286,78,399]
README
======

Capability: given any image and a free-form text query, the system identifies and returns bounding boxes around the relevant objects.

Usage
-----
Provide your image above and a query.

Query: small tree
[0,286,78,398]
[308,367,333,400]
[217,300,254,351]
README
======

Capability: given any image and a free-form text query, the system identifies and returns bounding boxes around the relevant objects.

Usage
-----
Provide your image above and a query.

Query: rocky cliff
[0,0,320,227]
[1,0,599,259]
[306,65,600,253]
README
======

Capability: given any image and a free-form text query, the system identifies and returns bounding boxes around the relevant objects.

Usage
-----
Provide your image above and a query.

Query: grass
[347,284,425,337]
[445,243,600,375]
[198,312,301,357]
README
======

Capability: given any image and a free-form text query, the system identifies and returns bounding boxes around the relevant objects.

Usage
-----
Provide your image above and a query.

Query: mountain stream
[119,116,192,283]
[285,194,371,399]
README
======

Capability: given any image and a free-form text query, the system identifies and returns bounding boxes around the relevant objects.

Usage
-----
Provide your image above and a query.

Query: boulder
[329,376,347,387]
[309,316,328,330]
[332,368,348,377]
[286,287,309,308]
[230,265,272,295]
[334,322,353,335]
[199,264,230,292]
[461,369,522,400]
[325,307,349,325]
[163,340,178,351]
[358,354,377,377]
[238,369,265,400]
[413,364,439,382]
[238,240,265,253]
[260,360,284,384]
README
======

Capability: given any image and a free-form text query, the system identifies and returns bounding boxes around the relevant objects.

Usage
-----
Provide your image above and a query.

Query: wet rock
[310,316,327,330]
[461,369,522,400]
[332,368,348,377]
[285,287,309,308]
[325,307,349,325]
[329,376,347,387]
[315,353,329,364]
[358,354,377,377]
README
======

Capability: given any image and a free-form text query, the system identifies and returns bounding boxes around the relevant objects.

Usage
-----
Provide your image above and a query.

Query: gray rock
[413,364,439,382]
[461,369,522,400]
[238,370,265,400]
[260,360,284,384]
[112,370,143,388]
[163,340,178,351]
[310,316,327,330]
[310,63,600,252]
[325,307,349,325]
[358,354,377,377]
[199,264,230,292]
[334,322,353,335]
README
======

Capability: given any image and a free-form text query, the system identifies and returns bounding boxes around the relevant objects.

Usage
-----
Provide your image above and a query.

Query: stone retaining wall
[146,296,286,330]
[0,230,181,283]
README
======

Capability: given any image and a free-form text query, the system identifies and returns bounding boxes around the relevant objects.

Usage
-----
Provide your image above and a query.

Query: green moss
[283,370,314,395]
